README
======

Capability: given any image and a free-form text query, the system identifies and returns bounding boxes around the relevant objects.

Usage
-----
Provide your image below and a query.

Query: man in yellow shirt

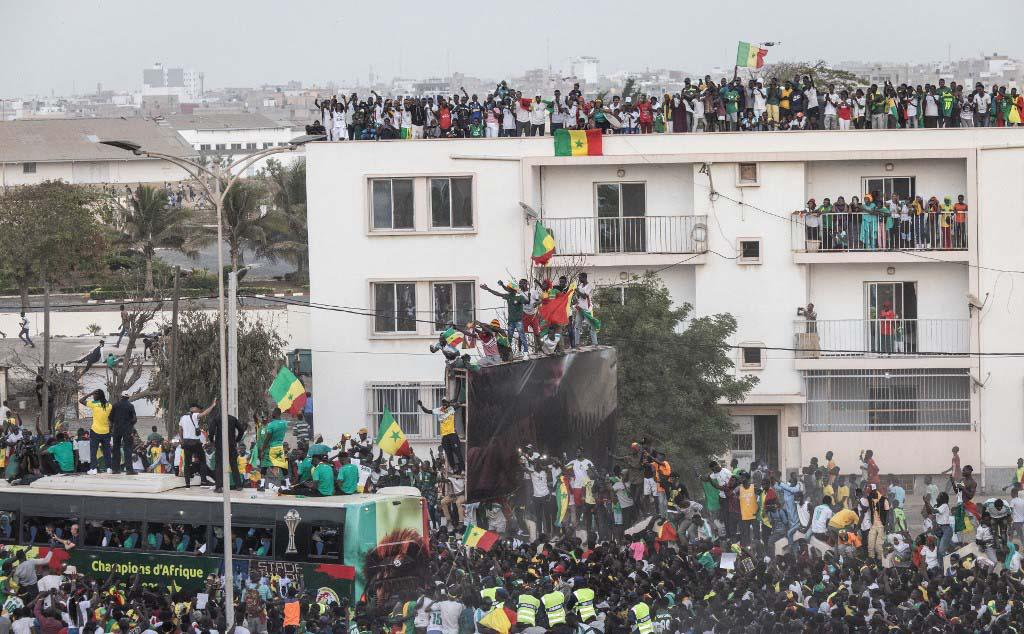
[737,473,758,546]
[828,507,859,532]
[417,398,463,473]
[79,389,112,474]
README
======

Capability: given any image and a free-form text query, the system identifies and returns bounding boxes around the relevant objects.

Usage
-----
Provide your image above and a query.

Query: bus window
[145,522,208,553]
[309,524,342,560]
[0,511,17,543]
[83,520,143,549]
[24,517,76,546]
[214,526,272,557]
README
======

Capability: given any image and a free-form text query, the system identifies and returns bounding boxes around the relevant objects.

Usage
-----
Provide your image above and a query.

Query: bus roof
[0,473,421,509]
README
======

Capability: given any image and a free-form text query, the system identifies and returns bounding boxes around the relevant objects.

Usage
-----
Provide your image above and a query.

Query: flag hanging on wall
[553,128,603,157]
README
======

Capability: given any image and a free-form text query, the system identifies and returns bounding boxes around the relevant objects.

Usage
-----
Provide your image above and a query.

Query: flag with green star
[553,128,603,157]
[375,406,413,457]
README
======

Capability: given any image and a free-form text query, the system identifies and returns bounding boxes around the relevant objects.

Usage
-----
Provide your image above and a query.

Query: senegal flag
[376,407,412,457]
[736,41,768,69]
[269,367,307,415]
[553,128,603,157]
[538,282,576,326]
[462,526,499,551]
[554,475,570,527]
[531,221,556,265]
[479,606,517,634]
[443,326,464,348]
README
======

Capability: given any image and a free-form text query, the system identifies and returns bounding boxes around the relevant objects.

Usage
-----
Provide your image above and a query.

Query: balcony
[793,319,969,360]
[790,211,968,263]
[544,215,707,262]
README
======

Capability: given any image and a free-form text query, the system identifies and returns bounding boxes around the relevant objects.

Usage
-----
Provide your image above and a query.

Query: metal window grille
[802,369,970,431]
[367,382,446,439]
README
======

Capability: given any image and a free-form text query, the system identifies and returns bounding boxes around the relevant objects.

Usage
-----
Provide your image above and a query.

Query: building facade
[166,113,301,175]
[307,130,1024,486]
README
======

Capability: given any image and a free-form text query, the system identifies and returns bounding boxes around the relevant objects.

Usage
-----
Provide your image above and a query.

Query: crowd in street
[304,77,1024,141]
[3,418,1024,633]
[796,192,969,251]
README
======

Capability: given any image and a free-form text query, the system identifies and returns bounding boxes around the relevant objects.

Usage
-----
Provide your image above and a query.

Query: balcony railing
[791,211,968,253]
[793,319,969,358]
[544,215,707,256]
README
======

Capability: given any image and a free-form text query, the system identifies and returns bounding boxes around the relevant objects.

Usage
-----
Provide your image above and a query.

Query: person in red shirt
[952,194,968,249]
[637,96,654,134]
[877,301,898,354]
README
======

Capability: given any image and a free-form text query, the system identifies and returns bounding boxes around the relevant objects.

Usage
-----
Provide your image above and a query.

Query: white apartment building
[306,129,1024,487]
[166,113,301,175]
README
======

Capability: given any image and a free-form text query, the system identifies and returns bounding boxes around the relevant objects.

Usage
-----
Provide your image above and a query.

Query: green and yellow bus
[0,481,428,605]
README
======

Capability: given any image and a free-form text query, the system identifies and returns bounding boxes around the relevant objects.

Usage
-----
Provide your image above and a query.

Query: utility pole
[227,270,238,418]
[41,274,49,432]
[167,266,180,434]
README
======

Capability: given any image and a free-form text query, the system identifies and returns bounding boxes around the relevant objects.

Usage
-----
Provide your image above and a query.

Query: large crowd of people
[304,77,1024,140]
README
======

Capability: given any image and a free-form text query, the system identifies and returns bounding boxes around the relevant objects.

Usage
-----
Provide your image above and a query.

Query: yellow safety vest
[516,595,540,626]
[481,587,500,605]
[573,588,596,622]
[541,591,566,626]
[631,602,654,634]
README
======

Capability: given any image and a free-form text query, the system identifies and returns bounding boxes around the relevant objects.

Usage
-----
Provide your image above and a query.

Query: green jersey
[265,419,287,446]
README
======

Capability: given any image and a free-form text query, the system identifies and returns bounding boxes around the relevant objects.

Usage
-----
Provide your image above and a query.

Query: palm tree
[123,186,195,293]
[262,159,308,279]
[220,179,273,272]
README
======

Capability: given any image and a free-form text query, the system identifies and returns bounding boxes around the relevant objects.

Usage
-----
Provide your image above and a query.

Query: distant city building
[568,56,600,85]
[165,112,301,174]
[142,62,204,102]
[0,118,195,186]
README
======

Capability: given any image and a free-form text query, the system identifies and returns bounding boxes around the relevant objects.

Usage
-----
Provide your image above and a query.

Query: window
[430,177,474,228]
[309,523,342,559]
[862,176,916,202]
[24,516,76,545]
[215,143,227,150]
[738,239,762,263]
[596,182,647,253]
[230,526,273,557]
[246,142,257,150]
[731,433,753,451]
[802,369,970,432]
[199,144,211,151]
[596,284,640,306]
[432,281,475,331]
[371,178,415,230]
[0,510,17,543]
[740,345,765,370]
[230,143,242,150]
[263,142,274,149]
[278,142,289,147]
[737,163,759,185]
[22,162,36,174]
[146,522,208,552]
[83,520,143,549]
[368,382,446,437]
[373,282,417,333]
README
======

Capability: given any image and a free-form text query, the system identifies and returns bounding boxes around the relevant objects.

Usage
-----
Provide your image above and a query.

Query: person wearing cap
[109,392,137,475]
[349,427,373,460]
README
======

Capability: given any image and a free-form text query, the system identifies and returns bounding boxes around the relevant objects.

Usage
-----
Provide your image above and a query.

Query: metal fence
[793,319,969,357]
[791,211,968,253]
[544,215,707,256]
[366,382,446,439]
[802,369,971,432]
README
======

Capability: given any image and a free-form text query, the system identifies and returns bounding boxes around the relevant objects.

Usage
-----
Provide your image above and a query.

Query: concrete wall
[806,158,968,202]
[0,158,191,187]
[808,262,969,321]
[541,163,695,218]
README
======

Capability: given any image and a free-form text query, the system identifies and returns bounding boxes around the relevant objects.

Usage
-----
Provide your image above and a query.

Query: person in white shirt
[178,401,216,487]
[526,456,552,534]
[529,96,548,137]
[973,86,991,127]
[573,273,598,347]
[540,327,561,355]
[810,497,834,539]
[1009,486,1024,545]
[822,85,839,130]
[430,594,465,634]
[514,94,531,137]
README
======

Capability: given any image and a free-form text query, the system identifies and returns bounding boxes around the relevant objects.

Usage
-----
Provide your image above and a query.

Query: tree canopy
[760,60,865,90]
[596,274,758,470]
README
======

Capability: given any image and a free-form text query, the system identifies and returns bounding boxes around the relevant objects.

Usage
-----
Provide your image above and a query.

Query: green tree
[0,181,106,311]
[597,274,757,470]
[262,159,309,279]
[147,309,286,433]
[219,179,273,272]
[760,60,865,91]
[121,186,196,293]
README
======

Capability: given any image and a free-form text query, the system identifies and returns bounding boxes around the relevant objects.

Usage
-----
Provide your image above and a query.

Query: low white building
[306,129,1024,487]
[166,113,301,175]
[0,118,195,187]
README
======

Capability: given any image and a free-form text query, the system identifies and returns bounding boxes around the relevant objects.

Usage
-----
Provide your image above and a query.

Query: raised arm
[415,400,432,415]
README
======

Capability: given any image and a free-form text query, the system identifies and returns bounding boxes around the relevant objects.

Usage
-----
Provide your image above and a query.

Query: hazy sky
[2,0,1019,98]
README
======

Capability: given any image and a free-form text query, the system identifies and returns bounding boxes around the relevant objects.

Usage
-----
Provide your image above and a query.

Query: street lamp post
[99,136,323,625]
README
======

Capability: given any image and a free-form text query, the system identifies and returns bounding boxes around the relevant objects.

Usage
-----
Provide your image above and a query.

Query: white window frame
[739,343,766,370]
[366,174,478,235]
[369,177,416,231]
[593,181,648,218]
[429,176,475,230]
[430,280,476,332]
[737,238,762,264]
[199,144,211,151]
[736,162,759,187]
[366,381,446,439]
[371,281,418,334]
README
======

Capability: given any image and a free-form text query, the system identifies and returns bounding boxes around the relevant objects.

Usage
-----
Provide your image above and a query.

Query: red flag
[538,285,575,326]
[657,522,677,543]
